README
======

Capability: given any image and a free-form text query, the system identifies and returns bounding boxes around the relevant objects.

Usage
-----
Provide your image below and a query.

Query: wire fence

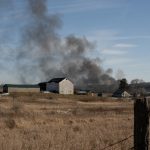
[100,134,134,150]
[99,98,150,150]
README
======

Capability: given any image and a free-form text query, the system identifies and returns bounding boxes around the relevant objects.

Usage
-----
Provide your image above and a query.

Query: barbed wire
[100,135,133,150]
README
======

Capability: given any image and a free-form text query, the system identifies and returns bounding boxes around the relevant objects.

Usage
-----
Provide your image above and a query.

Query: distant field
[0,93,134,150]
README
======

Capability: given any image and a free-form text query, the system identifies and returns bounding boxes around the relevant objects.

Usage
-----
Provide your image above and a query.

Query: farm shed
[75,90,88,95]
[88,91,98,97]
[98,93,112,97]
[39,78,74,95]
[112,89,131,98]
[38,82,47,92]
[0,85,3,93]
[3,84,40,93]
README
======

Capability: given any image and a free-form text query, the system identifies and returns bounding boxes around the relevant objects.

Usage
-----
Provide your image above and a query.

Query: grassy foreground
[0,93,134,150]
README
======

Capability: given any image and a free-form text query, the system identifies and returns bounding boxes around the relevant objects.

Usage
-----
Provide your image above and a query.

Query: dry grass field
[0,93,134,150]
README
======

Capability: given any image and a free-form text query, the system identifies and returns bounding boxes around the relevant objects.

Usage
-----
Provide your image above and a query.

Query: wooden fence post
[134,97,150,150]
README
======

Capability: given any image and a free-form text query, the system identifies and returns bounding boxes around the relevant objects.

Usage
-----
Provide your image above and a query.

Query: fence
[100,135,133,150]
[134,97,150,150]
[99,97,150,150]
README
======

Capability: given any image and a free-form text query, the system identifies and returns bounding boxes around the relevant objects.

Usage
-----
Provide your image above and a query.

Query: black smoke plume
[16,0,118,92]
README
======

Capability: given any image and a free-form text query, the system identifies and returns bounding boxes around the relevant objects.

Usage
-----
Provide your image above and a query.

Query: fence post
[134,97,150,150]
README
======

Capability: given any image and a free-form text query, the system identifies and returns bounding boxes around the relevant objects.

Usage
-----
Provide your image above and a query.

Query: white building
[45,78,74,95]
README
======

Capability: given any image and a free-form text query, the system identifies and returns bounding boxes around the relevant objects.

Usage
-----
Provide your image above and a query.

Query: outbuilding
[112,89,131,98]
[3,84,40,93]
[39,78,74,95]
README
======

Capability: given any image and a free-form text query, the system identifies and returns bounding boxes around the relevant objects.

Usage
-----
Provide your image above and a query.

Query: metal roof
[48,78,66,83]
[3,84,39,88]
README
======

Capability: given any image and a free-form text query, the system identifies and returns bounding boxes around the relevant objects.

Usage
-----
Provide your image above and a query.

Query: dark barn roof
[38,82,47,86]
[3,84,39,88]
[48,78,66,83]
[39,78,67,85]
[112,89,130,97]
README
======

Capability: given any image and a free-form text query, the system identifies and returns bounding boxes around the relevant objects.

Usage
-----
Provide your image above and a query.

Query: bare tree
[115,69,125,80]
[131,79,144,84]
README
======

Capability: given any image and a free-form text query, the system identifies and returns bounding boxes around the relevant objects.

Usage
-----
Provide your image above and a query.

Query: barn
[39,78,74,95]
[112,89,131,98]
[2,84,40,93]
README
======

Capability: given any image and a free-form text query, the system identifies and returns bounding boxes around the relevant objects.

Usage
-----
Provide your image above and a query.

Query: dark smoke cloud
[15,0,118,92]
[61,35,117,90]
[16,0,62,83]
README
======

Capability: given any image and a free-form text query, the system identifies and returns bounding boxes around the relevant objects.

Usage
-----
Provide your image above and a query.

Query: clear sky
[0,0,150,83]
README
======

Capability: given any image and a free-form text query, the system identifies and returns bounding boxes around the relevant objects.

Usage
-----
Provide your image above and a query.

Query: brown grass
[0,93,134,150]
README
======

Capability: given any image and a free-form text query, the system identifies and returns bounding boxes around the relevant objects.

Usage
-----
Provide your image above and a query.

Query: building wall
[88,92,98,97]
[122,91,131,98]
[59,79,74,94]
[0,87,3,93]
[46,82,59,93]
[39,84,46,91]
[101,93,112,97]
[6,87,40,93]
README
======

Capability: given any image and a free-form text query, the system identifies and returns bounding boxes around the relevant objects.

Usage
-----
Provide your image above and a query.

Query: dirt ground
[0,93,134,150]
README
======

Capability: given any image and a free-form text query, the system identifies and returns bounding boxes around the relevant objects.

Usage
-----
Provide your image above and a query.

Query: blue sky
[0,0,150,83]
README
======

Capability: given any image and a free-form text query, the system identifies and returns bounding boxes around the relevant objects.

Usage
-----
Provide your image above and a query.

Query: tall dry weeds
[0,93,133,150]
